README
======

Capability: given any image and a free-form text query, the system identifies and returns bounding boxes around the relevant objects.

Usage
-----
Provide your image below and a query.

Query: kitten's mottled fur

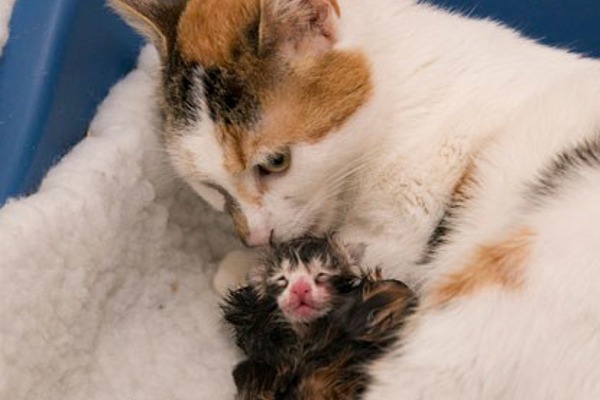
[249,235,364,329]
[111,1,600,398]
[222,236,416,400]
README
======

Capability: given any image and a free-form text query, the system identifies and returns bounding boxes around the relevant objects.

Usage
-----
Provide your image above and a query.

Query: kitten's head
[251,234,364,325]
[110,0,373,246]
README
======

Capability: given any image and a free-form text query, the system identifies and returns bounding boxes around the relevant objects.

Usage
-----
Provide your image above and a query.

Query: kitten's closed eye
[275,276,289,288]
[315,272,330,283]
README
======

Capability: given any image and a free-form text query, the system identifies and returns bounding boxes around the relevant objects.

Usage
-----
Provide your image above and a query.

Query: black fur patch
[202,66,261,127]
[163,51,204,125]
[424,134,600,264]
[221,286,296,365]
[421,202,463,264]
[529,134,600,204]
[281,236,338,266]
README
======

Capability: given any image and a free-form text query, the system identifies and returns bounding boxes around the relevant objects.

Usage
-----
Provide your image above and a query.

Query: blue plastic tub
[435,0,599,58]
[0,0,141,205]
[0,0,598,206]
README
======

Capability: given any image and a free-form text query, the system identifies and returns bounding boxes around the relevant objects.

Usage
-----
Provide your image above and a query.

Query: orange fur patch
[234,178,262,206]
[219,125,250,173]
[432,227,535,306]
[220,50,372,173]
[175,0,370,209]
[178,0,259,65]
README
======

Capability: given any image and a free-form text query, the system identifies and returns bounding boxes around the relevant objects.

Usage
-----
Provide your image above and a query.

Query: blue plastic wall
[431,0,599,58]
[0,0,142,205]
[0,0,598,206]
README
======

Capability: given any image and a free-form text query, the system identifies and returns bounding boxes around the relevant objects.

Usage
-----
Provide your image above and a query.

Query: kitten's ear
[259,0,341,57]
[109,0,186,57]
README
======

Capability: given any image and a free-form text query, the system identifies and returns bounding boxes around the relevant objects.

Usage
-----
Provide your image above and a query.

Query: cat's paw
[213,249,257,295]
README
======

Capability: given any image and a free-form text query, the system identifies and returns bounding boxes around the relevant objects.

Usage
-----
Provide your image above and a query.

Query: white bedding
[0,44,241,399]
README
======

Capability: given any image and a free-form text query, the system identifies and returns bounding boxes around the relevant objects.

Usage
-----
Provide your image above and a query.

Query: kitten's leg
[213,249,257,295]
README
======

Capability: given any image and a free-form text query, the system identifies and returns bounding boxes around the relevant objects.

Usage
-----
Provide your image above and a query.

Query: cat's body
[222,236,416,399]
[111,0,600,398]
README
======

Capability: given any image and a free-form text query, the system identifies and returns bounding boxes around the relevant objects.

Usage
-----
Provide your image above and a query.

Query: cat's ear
[109,0,186,58]
[259,0,341,57]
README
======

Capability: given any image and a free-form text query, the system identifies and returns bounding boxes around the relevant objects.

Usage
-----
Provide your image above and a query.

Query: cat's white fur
[320,1,600,399]
[106,0,600,397]
[205,0,600,398]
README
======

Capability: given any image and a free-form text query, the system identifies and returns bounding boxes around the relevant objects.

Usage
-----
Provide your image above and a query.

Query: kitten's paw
[213,249,256,295]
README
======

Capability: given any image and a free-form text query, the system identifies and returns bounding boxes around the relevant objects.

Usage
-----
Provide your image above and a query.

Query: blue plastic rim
[0,0,598,206]
[433,0,599,58]
[0,0,142,205]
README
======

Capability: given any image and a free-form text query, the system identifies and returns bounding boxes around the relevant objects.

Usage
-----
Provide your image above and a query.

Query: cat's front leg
[212,249,257,295]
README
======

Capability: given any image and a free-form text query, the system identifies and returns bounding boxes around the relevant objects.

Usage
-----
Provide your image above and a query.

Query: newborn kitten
[222,236,417,399]
[249,235,364,331]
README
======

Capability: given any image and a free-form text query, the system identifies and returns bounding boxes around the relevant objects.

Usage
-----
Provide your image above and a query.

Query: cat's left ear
[109,0,186,58]
[259,0,341,57]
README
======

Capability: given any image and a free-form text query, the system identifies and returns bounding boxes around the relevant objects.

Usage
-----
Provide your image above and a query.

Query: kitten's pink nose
[291,280,312,299]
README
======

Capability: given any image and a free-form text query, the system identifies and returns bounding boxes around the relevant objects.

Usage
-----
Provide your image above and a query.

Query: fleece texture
[0,46,242,399]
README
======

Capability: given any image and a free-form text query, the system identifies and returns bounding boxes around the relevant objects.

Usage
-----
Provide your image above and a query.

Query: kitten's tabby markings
[223,237,416,399]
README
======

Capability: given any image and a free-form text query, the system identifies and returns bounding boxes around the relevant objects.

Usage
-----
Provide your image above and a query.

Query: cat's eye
[315,272,330,284]
[275,276,289,288]
[257,150,291,176]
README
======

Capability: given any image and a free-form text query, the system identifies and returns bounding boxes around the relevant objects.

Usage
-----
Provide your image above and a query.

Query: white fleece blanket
[0,44,242,399]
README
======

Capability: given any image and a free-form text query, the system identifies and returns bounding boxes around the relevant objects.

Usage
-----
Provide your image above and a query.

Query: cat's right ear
[259,0,342,58]
[109,0,186,58]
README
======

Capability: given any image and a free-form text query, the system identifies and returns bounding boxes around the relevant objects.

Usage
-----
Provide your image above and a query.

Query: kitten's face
[111,0,373,246]
[253,236,361,324]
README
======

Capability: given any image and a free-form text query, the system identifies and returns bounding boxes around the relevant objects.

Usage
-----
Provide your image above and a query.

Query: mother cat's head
[111,0,373,246]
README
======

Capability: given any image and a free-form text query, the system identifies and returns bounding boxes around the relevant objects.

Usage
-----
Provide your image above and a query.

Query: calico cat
[222,235,416,399]
[110,0,600,398]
